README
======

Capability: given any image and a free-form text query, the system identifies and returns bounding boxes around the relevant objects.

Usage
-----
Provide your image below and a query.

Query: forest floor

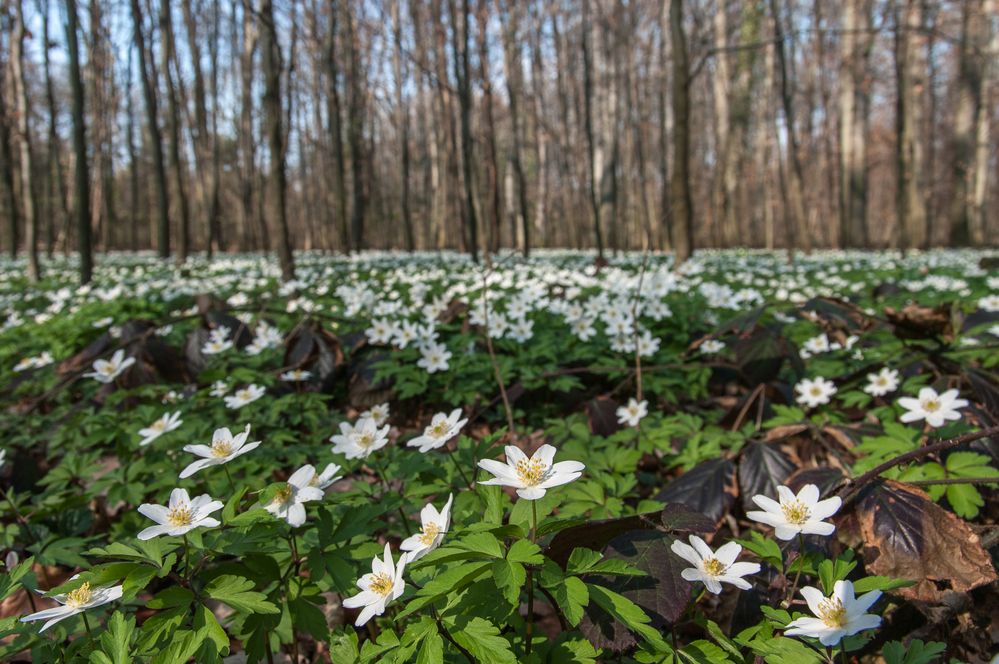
[1,249,998,663]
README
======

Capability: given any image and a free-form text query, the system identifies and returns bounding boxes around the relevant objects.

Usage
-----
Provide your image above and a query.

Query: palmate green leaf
[881,639,947,664]
[450,531,503,558]
[585,583,663,645]
[204,575,280,615]
[89,612,135,664]
[491,559,526,605]
[0,556,34,601]
[852,575,915,593]
[448,616,517,664]
[396,560,493,620]
[679,639,736,664]
[195,604,230,655]
[506,539,543,564]
[945,483,985,519]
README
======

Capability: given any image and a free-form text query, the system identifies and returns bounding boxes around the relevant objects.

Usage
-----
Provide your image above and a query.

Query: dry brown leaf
[855,480,997,602]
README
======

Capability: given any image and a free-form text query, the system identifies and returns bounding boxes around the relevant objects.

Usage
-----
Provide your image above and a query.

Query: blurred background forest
[0,0,998,281]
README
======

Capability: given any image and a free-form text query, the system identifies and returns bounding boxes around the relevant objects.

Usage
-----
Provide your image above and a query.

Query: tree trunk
[669,0,693,265]
[392,0,416,251]
[182,0,221,255]
[970,0,996,245]
[65,0,93,282]
[160,0,190,262]
[450,0,479,261]
[500,0,531,256]
[770,0,809,256]
[477,0,501,255]
[130,0,171,258]
[582,0,606,260]
[344,2,366,252]
[259,0,296,279]
[39,0,67,257]
[895,0,928,250]
[12,0,39,280]
[838,0,871,247]
[0,33,19,259]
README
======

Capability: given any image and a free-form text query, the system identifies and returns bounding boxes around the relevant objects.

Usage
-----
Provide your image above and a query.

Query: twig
[479,269,515,434]
[840,425,999,505]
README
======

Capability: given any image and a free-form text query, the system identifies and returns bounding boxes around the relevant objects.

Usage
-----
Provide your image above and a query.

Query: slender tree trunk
[770,0,809,256]
[450,0,479,261]
[182,0,221,255]
[477,0,501,255]
[344,2,367,252]
[160,0,190,262]
[126,46,139,251]
[895,0,928,250]
[500,0,531,256]
[66,0,92,282]
[392,0,416,251]
[970,0,996,245]
[669,0,693,265]
[582,0,606,259]
[260,0,296,279]
[131,0,170,258]
[838,0,871,247]
[0,34,19,260]
[39,0,66,257]
[12,0,39,280]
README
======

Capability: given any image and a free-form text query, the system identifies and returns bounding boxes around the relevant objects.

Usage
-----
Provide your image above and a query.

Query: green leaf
[194,604,230,655]
[881,639,946,664]
[451,532,503,559]
[505,539,543,565]
[204,575,279,615]
[945,483,984,519]
[852,576,915,593]
[449,617,517,664]
[94,612,135,664]
[491,559,526,606]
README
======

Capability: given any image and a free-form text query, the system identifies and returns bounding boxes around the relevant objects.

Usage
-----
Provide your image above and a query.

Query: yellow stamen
[702,558,725,576]
[168,506,194,527]
[781,499,810,525]
[273,485,293,505]
[515,458,548,486]
[65,583,93,608]
[368,572,394,596]
[923,399,940,412]
[817,597,847,628]
[211,439,234,457]
[418,522,442,546]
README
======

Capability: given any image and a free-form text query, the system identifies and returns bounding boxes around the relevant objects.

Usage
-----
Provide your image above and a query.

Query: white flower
[20,577,123,632]
[785,580,882,646]
[180,425,261,478]
[137,488,223,540]
[84,349,135,384]
[224,384,266,409]
[400,494,453,562]
[209,380,229,397]
[863,367,900,397]
[977,294,999,312]
[310,463,343,490]
[700,339,725,354]
[746,484,842,541]
[478,444,585,500]
[417,342,451,374]
[13,352,53,372]
[342,543,407,626]
[330,417,390,460]
[138,411,183,447]
[897,387,968,428]
[794,377,837,408]
[361,402,390,426]
[407,409,467,453]
[616,398,648,427]
[280,369,312,382]
[264,465,325,527]
[92,316,113,328]
[670,536,761,594]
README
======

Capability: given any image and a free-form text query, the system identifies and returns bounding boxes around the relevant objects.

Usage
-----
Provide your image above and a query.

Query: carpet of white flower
[1,249,998,663]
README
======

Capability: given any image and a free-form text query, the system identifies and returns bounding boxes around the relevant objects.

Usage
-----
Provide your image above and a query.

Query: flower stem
[785,533,806,607]
[446,444,474,491]
[525,500,538,655]
[840,646,849,664]
[182,534,192,581]
[222,465,236,494]
[81,612,93,639]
